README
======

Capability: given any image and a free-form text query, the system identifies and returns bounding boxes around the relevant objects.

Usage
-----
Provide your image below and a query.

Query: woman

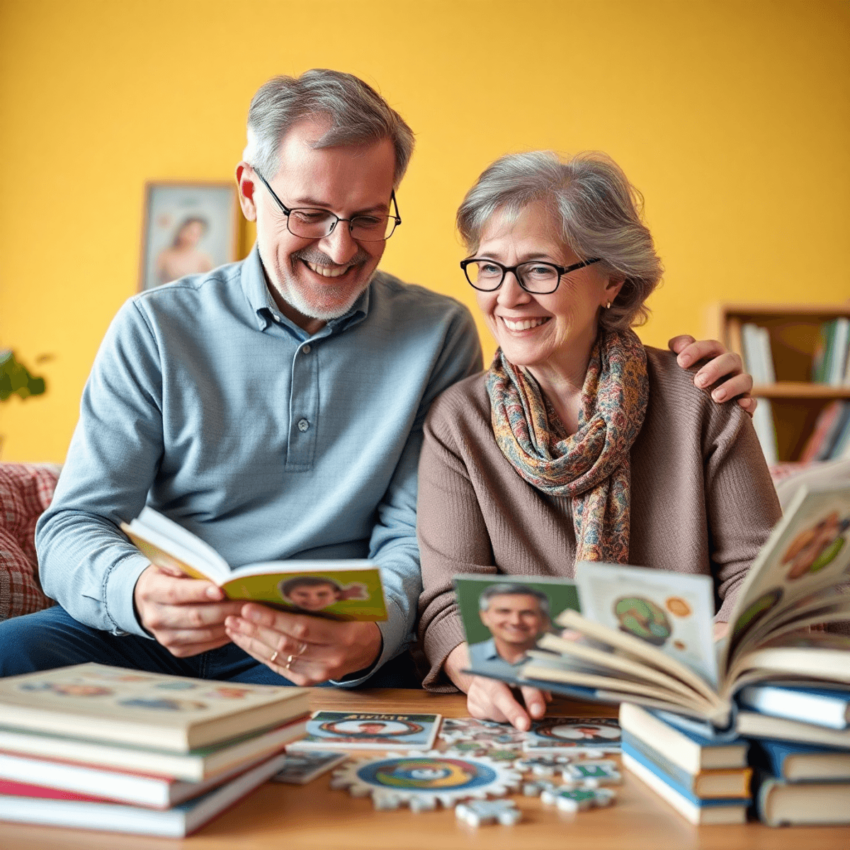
[417,151,780,728]
[155,217,214,285]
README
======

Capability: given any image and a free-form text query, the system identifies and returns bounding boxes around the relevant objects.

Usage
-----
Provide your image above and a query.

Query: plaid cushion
[0,463,61,620]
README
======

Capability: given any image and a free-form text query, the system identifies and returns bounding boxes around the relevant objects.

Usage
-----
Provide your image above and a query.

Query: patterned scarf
[486,329,649,564]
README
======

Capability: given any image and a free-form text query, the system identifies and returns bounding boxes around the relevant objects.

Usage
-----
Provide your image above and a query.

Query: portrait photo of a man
[468,583,551,670]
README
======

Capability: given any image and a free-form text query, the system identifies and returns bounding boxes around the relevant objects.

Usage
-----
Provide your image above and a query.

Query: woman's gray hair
[457,151,663,331]
[244,69,415,188]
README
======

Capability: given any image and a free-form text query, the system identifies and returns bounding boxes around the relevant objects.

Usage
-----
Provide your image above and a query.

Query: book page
[574,562,719,686]
[722,482,850,668]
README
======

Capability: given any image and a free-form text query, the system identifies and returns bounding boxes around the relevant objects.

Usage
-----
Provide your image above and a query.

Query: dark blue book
[737,683,850,730]
[621,742,748,825]
[752,769,850,826]
[748,738,850,782]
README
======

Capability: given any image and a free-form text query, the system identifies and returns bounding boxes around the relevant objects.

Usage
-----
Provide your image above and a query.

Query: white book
[741,323,767,383]
[751,397,778,466]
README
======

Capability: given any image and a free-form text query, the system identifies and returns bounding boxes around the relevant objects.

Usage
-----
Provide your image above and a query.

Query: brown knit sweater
[417,346,782,691]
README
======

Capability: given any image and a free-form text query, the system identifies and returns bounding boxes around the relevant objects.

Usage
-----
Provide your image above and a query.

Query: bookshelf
[707,303,850,462]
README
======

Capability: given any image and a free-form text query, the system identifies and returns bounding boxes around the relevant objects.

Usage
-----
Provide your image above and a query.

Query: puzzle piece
[455,800,522,827]
[541,786,616,812]
[562,760,621,785]
[517,755,572,776]
[521,779,558,797]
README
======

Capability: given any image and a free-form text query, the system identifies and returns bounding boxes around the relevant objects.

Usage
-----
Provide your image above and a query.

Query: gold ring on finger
[286,654,295,668]
[269,650,279,664]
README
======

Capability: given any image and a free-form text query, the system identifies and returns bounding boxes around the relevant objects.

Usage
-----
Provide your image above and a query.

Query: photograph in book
[454,574,581,680]
[0,663,309,752]
[506,481,850,728]
[121,507,387,621]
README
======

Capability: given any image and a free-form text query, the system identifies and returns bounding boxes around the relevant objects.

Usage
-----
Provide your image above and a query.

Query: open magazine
[458,481,850,728]
[121,508,387,622]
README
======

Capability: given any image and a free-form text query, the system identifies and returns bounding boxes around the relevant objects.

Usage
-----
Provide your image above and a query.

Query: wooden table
[2,688,847,849]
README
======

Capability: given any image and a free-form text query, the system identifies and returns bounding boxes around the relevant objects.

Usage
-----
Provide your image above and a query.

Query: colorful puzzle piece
[562,760,621,785]
[455,800,522,827]
[517,755,572,776]
[540,786,616,812]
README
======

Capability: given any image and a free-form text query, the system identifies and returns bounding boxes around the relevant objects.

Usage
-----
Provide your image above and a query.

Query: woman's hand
[444,642,551,730]
[668,335,757,417]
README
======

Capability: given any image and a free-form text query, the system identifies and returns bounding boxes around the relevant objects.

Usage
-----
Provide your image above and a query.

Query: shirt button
[297,419,310,432]
[302,344,311,354]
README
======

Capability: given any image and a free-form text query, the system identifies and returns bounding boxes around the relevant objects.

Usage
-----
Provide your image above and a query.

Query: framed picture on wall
[139,182,240,291]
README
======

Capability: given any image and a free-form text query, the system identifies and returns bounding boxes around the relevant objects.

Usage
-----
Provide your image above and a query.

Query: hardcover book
[0,663,309,752]
[747,739,850,782]
[752,771,850,826]
[122,506,388,621]
[0,751,288,837]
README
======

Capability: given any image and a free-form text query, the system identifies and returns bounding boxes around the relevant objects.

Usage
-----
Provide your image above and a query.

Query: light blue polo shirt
[36,247,482,683]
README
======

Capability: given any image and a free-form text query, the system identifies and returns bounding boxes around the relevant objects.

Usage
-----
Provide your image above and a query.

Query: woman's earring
[606,301,612,309]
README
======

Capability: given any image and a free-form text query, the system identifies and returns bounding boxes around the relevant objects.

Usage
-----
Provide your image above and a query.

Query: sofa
[2,459,850,623]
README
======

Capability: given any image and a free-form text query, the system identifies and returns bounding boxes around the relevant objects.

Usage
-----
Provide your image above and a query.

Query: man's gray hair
[244,69,415,188]
[479,582,550,617]
[457,151,663,331]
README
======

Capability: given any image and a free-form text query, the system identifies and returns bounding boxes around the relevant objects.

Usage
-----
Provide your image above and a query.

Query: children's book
[0,751,288,837]
[0,663,309,753]
[0,716,306,782]
[512,482,850,727]
[121,507,387,622]
[747,739,850,782]
[288,711,441,751]
[522,717,621,752]
[270,751,347,784]
[737,682,850,729]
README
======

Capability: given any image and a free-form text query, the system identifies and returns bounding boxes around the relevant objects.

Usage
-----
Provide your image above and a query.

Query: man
[0,70,754,687]
[468,584,550,669]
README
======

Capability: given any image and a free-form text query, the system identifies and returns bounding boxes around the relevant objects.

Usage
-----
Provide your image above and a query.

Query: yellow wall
[1,0,849,462]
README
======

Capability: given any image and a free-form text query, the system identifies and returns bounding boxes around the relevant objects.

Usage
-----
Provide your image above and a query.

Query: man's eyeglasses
[254,169,401,242]
[460,257,601,295]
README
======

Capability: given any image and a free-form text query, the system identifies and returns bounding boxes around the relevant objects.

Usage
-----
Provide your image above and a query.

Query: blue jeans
[0,605,420,688]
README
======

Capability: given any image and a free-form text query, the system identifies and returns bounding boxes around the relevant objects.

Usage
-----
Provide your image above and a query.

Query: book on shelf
[619,703,749,773]
[0,750,288,837]
[0,715,306,782]
[747,738,850,782]
[740,323,775,384]
[620,745,748,825]
[121,507,388,621]
[460,481,850,729]
[737,682,850,730]
[620,730,751,798]
[798,400,850,463]
[751,397,778,466]
[736,710,850,749]
[0,663,309,752]
[751,771,850,827]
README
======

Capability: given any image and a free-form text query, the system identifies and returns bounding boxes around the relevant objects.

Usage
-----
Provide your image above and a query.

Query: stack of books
[0,663,309,837]
[737,682,850,826]
[619,703,752,824]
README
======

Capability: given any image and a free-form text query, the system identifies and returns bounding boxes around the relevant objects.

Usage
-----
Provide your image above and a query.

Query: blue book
[621,742,748,825]
[748,738,850,782]
[752,769,850,826]
[737,683,850,730]
[621,731,751,799]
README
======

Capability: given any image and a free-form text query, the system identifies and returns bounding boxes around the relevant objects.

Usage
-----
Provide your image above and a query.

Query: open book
[121,507,387,622]
[462,481,850,728]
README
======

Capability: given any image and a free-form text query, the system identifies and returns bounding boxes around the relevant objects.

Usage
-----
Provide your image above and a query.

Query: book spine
[621,731,698,794]
[738,685,849,730]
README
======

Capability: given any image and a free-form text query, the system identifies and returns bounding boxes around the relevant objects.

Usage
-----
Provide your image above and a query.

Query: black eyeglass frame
[253,169,402,242]
[460,257,602,294]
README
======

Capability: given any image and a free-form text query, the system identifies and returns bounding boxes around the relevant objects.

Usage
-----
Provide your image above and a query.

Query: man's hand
[668,335,757,417]
[444,642,551,731]
[133,564,244,657]
[224,604,383,685]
